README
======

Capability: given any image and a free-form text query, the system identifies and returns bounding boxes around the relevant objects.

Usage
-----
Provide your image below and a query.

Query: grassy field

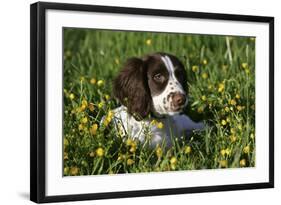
[63,28,255,176]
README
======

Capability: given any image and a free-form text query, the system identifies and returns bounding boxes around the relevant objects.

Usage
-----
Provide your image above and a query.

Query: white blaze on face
[152,55,187,116]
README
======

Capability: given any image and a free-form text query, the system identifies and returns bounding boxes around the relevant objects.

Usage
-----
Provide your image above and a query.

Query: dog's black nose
[172,93,186,107]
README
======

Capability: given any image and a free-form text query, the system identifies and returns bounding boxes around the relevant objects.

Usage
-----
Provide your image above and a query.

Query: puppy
[111,52,204,147]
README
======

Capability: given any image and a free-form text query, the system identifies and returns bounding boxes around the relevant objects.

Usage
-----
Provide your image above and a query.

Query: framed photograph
[30,1,274,203]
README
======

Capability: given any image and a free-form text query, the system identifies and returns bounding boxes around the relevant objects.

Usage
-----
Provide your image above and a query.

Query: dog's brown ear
[113,57,151,120]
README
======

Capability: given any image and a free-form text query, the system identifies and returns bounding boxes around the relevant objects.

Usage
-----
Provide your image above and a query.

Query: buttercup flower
[170,157,177,165]
[88,103,95,111]
[235,94,240,99]
[127,159,135,166]
[241,62,248,69]
[98,101,105,109]
[90,123,98,135]
[202,59,208,65]
[96,147,105,157]
[192,65,199,72]
[201,72,208,79]
[90,78,96,84]
[220,160,227,168]
[70,166,79,175]
[243,145,250,154]
[157,122,164,129]
[97,80,104,87]
[239,159,246,167]
[230,135,237,142]
[184,146,191,154]
[201,95,207,101]
[156,146,163,158]
[146,39,152,45]
[81,117,88,124]
[218,83,225,92]
[236,105,243,111]
[230,99,237,106]
[221,119,227,126]
[225,106,230,112]
[69,93,75,100]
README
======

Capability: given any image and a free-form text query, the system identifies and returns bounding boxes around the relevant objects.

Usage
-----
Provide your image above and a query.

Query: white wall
[0,0,279,204]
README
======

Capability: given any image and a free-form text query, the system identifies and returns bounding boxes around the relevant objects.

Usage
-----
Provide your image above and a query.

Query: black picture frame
[30,1,274,203]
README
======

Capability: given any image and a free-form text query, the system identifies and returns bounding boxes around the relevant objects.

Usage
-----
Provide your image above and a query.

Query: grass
[63,28,255,176]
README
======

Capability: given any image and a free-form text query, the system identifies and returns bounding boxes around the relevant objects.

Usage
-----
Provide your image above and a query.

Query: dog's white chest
[111,106,204,147]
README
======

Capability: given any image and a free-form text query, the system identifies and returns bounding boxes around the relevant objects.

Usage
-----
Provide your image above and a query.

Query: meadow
[63,28,255,176]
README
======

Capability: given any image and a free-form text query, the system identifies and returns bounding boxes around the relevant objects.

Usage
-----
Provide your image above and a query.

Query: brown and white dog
[111,52,204,147]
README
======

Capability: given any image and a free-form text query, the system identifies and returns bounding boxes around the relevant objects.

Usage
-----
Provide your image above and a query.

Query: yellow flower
[129,146,136,153]
[64,152,68,160]
[184,146,191,154]
[225,107,230,112]
[90,123,98,135]
[218,83,225,92]
[103,110,114,126]
[80,76,85,82]
[230,135,237,142]
[250,133,255,139]
[70,166,79,175]
[157,122,164,129]
[230,128,235,134]
[151,119,157,125]
[226,117,231,123]
[243,145,250,154]
[64,138,69,147]
[236,105,243,111]
[229,99,237,105]
[98,101,104,109]
[96,147,105,157]
[220,149,226,156]
[97,80,104,87]
[127,159,135,166]
[78,124,84,131]
[201,72,208,79]
[225,148,231,156]
[115,58,120,65]
[64,167,69,175]
[69,93,75,100]
[201,95,207,101]
[117,154,125,161]
[170,157,177,165]
[156,147,163,158]
[104,94,110,100]
[221,119,227,126]
[81,117,88,124]
[192,65,199,72]
[240,159,246,167]
[220,160,228,168]
[245,68,250,74]
[126,138,133,146]
[146,39,152,45]
[88,103,95,111]
[89,151,95,157]
[238,124,243,130]
[197,106,204,113]
[235,94,240,99]
[90,78,96,84]
[202,59,208,65]
[241,62,248,69]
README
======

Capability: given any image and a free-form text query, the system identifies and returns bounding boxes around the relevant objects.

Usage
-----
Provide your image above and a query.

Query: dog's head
[113,52,188,120]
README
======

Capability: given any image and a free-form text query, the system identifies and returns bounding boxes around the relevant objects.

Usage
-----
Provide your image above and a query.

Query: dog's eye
[153,73,164,82]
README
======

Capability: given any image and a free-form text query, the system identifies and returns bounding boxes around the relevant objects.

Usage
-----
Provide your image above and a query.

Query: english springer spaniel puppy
[111,52,204,147]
